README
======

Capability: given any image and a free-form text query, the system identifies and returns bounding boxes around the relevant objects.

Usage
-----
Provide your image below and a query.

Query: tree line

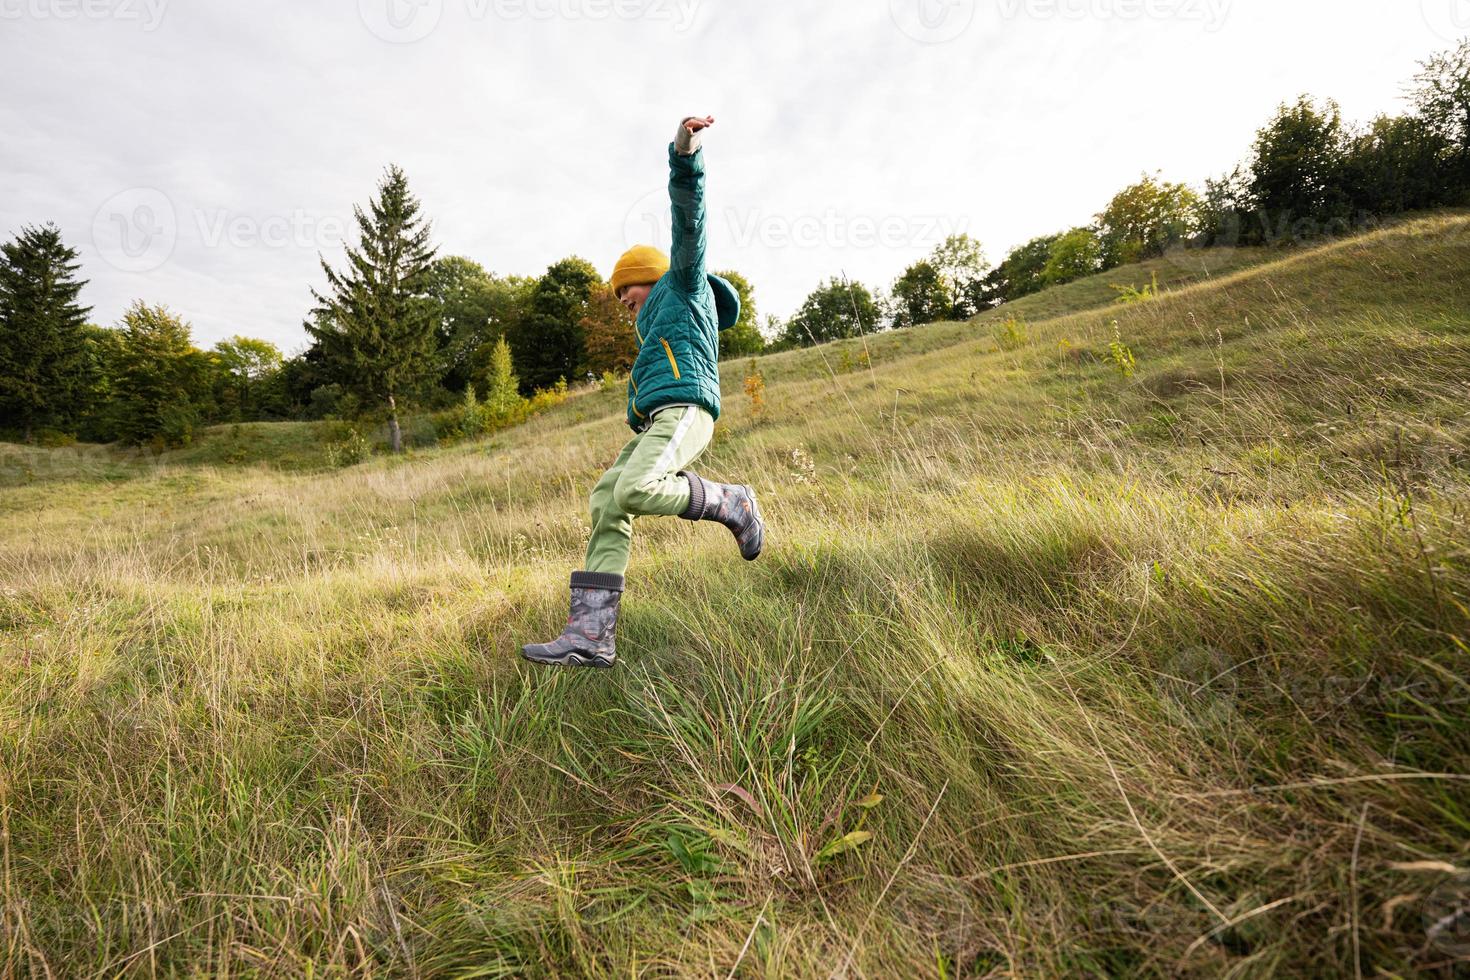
[768,39,1470,349]
[2,40,1465,445]
[0,165,766,449]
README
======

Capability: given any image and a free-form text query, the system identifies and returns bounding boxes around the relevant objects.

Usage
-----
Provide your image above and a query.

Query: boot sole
[520,647,616,669]
[741,485,765,561]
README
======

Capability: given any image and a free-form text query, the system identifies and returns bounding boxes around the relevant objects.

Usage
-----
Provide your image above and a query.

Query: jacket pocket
[659,337,682,380]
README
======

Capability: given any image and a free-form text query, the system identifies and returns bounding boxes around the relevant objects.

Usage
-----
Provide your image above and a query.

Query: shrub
[993,315,1029,351]
[35,429,77,448]
[837,347,871,373]
[526,378,569,416]
[1106,320,1137,378]
[308,383,359,420]
[743,359,766,419]
[1112,271,1162,305]
[443,385,491,441]
[323,427,371,468]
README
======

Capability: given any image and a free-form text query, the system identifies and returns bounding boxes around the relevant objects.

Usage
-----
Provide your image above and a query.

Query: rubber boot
[520,571,624,668]
[678,472,765,561]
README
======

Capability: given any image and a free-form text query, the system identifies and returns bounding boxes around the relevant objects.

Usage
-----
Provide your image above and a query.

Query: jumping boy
[521,114,765,669]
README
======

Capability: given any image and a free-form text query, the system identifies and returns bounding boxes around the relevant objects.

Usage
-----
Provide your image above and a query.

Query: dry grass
[1,214,1468,976]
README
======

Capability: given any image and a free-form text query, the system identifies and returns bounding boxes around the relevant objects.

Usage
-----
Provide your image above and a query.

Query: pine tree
[0,224,92,440]
[307,164,438,452]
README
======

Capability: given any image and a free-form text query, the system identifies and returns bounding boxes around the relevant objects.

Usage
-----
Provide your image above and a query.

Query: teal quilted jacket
[626,142,740,431]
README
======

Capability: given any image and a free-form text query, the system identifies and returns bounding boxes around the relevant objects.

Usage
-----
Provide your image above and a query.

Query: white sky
[1,0,1463,352]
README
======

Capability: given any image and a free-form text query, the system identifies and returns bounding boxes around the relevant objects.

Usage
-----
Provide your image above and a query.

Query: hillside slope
[1,215,1468,976]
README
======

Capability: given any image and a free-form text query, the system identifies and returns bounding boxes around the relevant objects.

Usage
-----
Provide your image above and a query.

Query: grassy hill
[1,215,1467,976]
[0,237,1273,482]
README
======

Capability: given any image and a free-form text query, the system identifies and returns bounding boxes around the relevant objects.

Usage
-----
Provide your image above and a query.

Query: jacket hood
[707,274,741,331]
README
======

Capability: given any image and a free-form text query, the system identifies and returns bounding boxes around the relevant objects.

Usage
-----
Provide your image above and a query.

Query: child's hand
[674,116,714,155]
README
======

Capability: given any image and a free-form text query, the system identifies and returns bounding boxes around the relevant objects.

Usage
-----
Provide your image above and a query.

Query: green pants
[585,405,715,575]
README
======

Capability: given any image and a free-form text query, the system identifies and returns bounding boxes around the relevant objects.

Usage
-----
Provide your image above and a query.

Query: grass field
[2,215,1468,976]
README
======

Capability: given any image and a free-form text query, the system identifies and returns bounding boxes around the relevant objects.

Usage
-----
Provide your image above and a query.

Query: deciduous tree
[1096,174,1201,267]
[505,256,600,393]
[1249,97,1350,238]
[890,260,950,328]
[579,282,638,376]
[927,234,989,318]
[1042,228,1103,286]
[780,277,879,348]
[212,336,282,420]
[712,269,764,358]
[109,302,211,447]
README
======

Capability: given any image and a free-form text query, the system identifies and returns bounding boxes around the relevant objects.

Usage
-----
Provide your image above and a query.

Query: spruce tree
[307,164,438,452]
[0,224,92,440]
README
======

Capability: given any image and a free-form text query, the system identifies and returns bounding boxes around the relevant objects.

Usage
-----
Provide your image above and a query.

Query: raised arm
[667,115,713,295]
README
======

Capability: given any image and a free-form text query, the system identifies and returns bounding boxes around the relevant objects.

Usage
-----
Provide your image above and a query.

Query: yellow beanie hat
[611,245,670,296]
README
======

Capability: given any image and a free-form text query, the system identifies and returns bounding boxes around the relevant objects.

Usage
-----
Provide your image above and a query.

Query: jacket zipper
[628,375,645,419]
[659,338,681,379]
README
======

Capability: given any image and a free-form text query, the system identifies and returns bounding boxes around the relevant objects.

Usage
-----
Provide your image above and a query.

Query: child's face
[617,283,652,318]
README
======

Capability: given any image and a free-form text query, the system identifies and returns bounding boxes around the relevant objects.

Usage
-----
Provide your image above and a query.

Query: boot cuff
[678,471,704,521]
[571,570,625,592]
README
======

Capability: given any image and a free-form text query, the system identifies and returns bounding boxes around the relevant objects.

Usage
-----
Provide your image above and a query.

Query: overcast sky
[1,0,1462,353]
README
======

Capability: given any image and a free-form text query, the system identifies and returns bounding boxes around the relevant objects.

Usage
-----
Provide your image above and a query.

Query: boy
[521,114,765,669]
